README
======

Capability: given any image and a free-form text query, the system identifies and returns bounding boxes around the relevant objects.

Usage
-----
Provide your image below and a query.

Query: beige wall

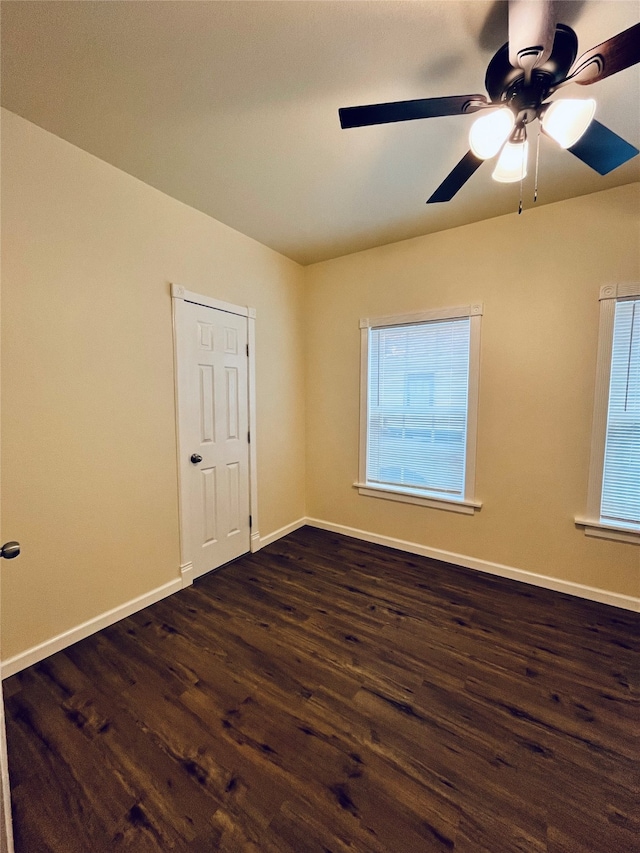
[1,110,306,660]
[305,183,640,599]
[1,108,638,665]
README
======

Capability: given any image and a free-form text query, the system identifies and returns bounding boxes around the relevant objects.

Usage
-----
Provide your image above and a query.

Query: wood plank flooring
[4,526,639,852]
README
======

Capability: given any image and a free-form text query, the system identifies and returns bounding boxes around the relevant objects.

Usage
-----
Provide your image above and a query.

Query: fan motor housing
[486,24,579,108]
[506,72,556,124]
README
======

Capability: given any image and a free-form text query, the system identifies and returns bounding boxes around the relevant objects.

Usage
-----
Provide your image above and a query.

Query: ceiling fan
[338,0,640,204]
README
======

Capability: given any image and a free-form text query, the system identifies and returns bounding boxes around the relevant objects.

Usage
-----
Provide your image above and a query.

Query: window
[578,284,640,544]
[356,305,482,514]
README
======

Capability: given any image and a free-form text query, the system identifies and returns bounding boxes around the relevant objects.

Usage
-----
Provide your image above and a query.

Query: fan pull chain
[518,125,528,215]
[534,123,541,203]
[519,143,524,213]
[519,178,523,215]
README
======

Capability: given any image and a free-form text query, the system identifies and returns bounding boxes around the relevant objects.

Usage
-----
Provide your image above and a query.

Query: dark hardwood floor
[4,526,639,852]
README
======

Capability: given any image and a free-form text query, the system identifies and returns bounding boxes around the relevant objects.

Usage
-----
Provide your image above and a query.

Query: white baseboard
[180,561,194,588]
[258,517,307,550]
[305,517,640,613]
[1,577,183,680]
[0,517,302,680]
[4,514,636,681]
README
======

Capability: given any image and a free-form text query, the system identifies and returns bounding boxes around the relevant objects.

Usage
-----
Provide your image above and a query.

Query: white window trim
[576,282,640,545]
[356,304,483,514]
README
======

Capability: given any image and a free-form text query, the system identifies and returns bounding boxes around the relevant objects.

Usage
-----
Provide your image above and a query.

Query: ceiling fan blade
[567,22,640,85]
[427,151,483,204]
[508,0,556,73]
[568,119,639,175]
[339,95,489,129]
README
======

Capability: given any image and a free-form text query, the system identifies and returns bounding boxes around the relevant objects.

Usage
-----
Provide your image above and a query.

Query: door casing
[0,691,12,853]
[0,549,14,852]
[172,284,259,588]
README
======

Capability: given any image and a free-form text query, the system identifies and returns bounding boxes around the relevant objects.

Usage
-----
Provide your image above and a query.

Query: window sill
[575,518,640,545]
[354,483,482,515]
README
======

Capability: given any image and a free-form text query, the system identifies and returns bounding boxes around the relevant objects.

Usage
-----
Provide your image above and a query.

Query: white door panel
[176,298,251,579]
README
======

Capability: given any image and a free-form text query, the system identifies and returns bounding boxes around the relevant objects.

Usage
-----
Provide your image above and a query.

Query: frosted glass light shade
[492,140,529,182]
[542,99,596,148]
[469,109,515,159]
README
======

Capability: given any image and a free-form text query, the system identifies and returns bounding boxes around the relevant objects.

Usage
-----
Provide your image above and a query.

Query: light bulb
[469,109,515,160]
[541,99,596,148]
[492,139,529,183]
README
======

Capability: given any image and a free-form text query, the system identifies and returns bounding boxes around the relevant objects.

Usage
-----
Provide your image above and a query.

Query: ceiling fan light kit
[338,2,640,207]
[492,137,529,183]
[472,97,597,184]
[541,98,597,148]
[469,108,515,160]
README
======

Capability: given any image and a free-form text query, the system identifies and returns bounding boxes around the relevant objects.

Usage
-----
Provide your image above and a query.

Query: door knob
[190,454,203,464]
[1,541,20,560]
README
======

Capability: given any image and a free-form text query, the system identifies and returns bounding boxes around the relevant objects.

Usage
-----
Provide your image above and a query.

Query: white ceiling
[2,1,639,265]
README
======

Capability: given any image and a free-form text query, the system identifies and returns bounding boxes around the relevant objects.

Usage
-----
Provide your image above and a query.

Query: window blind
[367,317,470,498]
[601,298,640,529]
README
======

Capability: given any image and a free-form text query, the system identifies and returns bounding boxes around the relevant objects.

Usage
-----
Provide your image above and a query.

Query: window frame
[576,283,640,545]
[355,304,483,515]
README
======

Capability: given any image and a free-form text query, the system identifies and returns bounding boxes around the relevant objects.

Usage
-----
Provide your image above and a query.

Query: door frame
[0,693,13,853]
[1,370,15,851]
[171,284,259,588]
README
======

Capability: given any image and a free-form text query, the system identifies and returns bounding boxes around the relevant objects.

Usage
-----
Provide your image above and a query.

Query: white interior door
[175,295,252,580]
